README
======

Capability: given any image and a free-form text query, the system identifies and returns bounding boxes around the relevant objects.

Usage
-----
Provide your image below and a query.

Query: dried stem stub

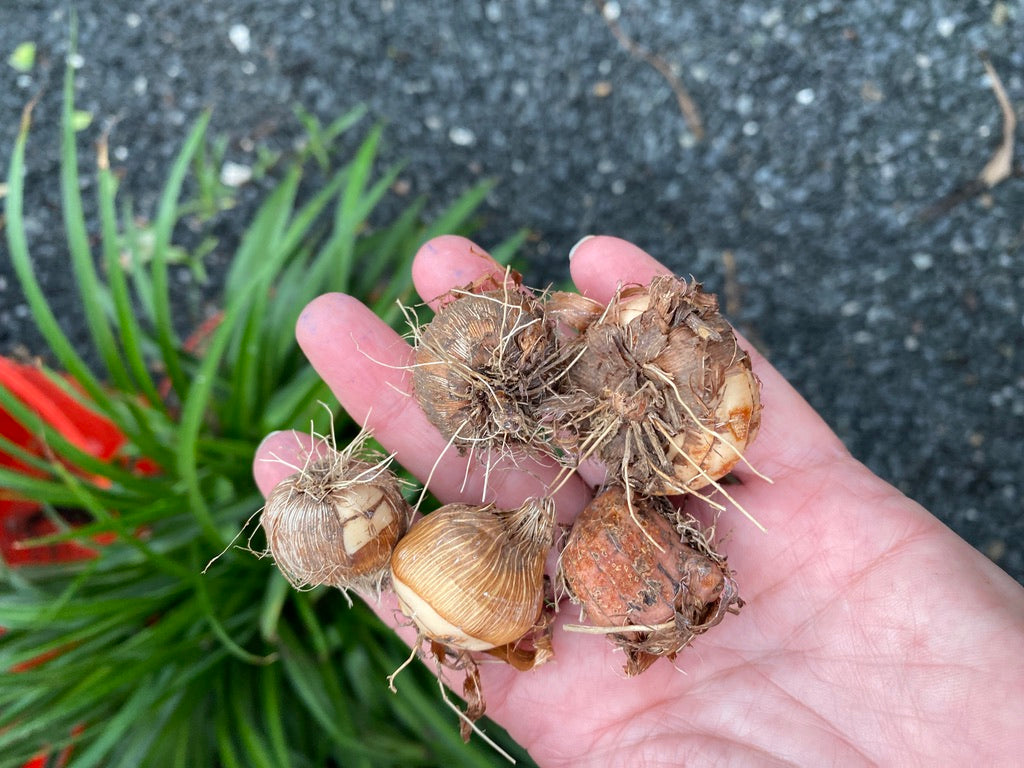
[559,486,742,675]
[260,432,411,595]
[412,277,573,462]
[548,275,762,497]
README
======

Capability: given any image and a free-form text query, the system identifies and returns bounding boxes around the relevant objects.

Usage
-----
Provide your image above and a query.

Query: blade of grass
[418,177,497,244]
[5,99,114,414]
[365,197,428,317]
[66,672,166,768]
[120,197,157,325]
[320,103,370,146]
[96,133,166,410]
[275,622,376,760]
[215,678,246,768]
[190,544,274,665]
[148,110,213,401]
[260,662,294,768]
[259,573,290,642]
[228,664,278,768]
[225,166,301,434]
[259,366,330,434]
[60,29,127,392]
[488,227,530,267]
[319,124,383,293]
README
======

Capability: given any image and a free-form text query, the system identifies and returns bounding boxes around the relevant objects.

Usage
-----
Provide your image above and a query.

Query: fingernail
[568,235,595,261]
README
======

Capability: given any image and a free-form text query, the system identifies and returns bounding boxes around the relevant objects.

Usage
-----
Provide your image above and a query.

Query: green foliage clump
[0,35,532,768]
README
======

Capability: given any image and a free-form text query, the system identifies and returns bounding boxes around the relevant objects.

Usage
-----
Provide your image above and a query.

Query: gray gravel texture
[1,1,1022,582]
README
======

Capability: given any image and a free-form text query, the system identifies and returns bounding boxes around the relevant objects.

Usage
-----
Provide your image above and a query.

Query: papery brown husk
[559,486,742,675]
[393,496,559,744]
[546,275,762,495]
[261,449,410,594]
[390,498,557,652]
[412,280,572,458]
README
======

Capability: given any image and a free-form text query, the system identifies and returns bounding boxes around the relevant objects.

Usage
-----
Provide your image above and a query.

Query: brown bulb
[412,285,566,456]
[550,275,761,495]
[261,445,410,594]
[390,497,555,651]
[559,487,742,675]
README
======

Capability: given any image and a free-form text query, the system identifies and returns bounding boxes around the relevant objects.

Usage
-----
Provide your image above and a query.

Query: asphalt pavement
[1,1,1022,581]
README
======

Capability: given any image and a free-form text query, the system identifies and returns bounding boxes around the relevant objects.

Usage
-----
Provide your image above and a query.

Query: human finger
[411,234,512,309]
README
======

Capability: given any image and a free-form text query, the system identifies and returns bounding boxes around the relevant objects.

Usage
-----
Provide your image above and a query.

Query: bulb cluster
[258,268,762,739]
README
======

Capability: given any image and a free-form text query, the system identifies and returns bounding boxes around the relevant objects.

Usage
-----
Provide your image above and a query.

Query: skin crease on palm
[253,235,1024,767]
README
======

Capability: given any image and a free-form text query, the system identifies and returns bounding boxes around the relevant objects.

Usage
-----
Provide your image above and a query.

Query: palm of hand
[254,236,1024,766]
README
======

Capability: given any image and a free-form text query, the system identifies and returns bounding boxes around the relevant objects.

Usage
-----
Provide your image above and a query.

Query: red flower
[0,356,129,565]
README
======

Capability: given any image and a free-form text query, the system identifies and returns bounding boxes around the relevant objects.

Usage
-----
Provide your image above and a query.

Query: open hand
[253,235,1024,766]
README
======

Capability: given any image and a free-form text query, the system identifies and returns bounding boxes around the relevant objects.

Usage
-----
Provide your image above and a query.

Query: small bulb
[260,437,410,594]
[560,487,742,675]
[412,281,567,458]
[548,275,762,496]
[390,498,555,653]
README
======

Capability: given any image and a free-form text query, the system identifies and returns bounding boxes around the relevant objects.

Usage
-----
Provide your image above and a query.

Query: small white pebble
[853,330,874,344]
[241,60,256,75]
[68,52,85,69]
[484,1,502,22]
[936,17,956,37]
[133,75,148,95]
[510,158,525,175]
[125,12,142,28]
[611,179,626,195]
[795,87,815,105]
[229,23,252,54]
[220,161,253,187]
[597,158,615,174]
[16,74,32,89]
[601,1,621,22]
[760,8,783,27]
[903,335,920,351]
[678,132,697,149]
[424,115,442,131]
[113,146,129,161]
[915,53,932,69]
[448,126,476,146]
[840,300,861,317]
[910,252,934,270]
[742,120,759,136]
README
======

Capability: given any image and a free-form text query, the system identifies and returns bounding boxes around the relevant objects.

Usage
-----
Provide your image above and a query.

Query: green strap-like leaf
[149,110,213,402]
